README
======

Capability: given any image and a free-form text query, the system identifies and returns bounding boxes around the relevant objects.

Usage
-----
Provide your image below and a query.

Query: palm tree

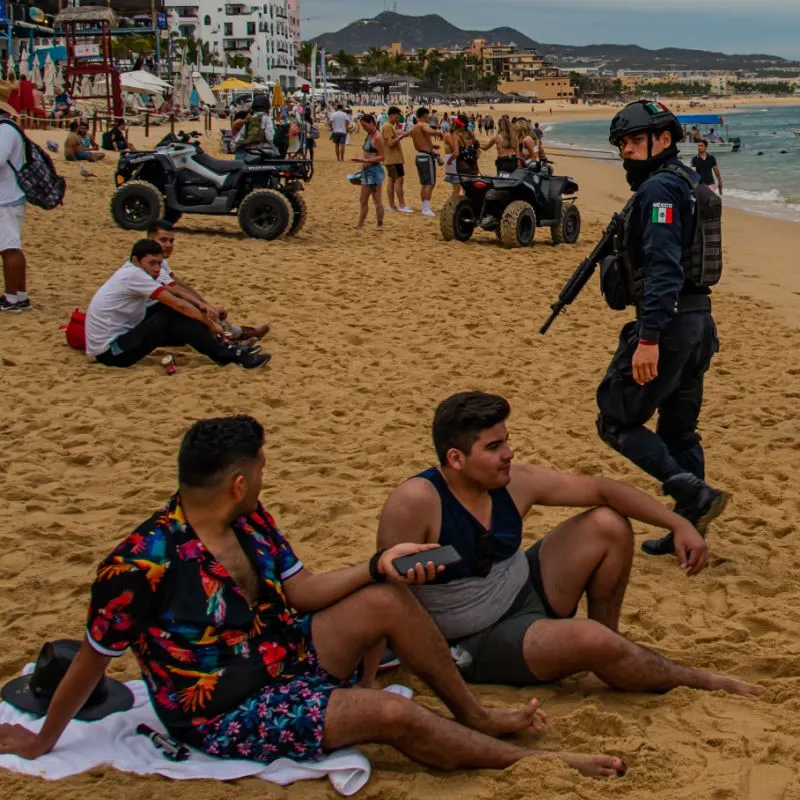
[297,41,314,78]
[389,52,406,76]
[227,52,249,72]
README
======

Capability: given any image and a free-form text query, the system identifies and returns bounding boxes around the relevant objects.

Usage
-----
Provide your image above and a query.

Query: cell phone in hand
[392,545,462,576]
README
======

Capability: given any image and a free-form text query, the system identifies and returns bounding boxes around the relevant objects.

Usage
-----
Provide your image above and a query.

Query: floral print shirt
[86,494,310,743]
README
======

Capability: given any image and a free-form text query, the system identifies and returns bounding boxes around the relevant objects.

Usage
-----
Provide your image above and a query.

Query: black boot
[640,473,729,557]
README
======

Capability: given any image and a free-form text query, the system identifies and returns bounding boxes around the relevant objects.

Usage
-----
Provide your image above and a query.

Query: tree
[298,41,314,77]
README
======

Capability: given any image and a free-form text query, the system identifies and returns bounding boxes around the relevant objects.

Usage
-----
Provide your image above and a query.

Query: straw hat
[0,78,19,117]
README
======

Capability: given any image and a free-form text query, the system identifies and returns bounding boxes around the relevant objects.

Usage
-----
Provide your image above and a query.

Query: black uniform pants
[96,306,233,368]
[596,311,719,484]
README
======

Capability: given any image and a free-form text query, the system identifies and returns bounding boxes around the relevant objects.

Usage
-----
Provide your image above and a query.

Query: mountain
[311,11,793,71]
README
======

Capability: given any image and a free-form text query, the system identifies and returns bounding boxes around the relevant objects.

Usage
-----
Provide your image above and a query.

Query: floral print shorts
[198,645,360,763]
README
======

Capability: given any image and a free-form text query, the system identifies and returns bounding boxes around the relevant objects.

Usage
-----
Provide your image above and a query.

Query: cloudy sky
[301,1,800,60]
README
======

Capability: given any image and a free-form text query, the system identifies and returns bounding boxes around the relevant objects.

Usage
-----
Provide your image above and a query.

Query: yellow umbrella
[272,80,285,108]
[212,77,254,92]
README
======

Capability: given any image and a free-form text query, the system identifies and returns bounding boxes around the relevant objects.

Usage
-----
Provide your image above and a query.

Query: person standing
[597,100,726,556]
[352,114,385,230]
[381,106,413,213]
[330,103,349,162]
[691,140,723,195]
[0,79,29,313]
[533,121,544,141]
[409,107,444,217]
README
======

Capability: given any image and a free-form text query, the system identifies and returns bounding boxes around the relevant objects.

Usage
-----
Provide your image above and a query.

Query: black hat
[1,640,134,721]
[609,99,683,147]
[251,95,270,112]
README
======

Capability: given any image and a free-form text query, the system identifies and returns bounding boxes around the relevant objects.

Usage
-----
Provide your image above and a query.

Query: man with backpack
[0,79,29,312]
[233,96,273,160]
[597,100,726,557]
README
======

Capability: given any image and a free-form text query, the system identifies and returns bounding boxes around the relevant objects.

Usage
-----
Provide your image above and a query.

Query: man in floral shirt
[0,416,623,778]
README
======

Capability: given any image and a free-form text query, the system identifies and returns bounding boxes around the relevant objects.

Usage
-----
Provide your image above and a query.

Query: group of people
[347,104,548,227]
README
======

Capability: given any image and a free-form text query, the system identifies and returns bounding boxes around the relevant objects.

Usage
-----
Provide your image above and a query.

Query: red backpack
[63,309,86,351]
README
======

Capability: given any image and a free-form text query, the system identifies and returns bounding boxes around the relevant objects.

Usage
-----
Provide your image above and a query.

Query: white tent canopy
[119,70,171,92]
[191,72,217,107]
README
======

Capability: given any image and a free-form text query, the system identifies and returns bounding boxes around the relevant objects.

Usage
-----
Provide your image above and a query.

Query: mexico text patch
[651,203,673,224]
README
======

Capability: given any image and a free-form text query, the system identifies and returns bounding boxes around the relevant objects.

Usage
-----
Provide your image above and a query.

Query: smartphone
[392,545,462,576]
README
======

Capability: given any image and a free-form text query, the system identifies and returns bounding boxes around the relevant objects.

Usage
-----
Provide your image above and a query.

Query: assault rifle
[539,198,633,334]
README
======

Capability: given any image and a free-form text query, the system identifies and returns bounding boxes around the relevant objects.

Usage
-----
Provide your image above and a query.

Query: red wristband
[638,339,658,346]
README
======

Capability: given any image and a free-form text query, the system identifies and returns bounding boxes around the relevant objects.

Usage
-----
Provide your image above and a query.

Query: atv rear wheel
[110,180,165,231]
[440,196,475,242]
[238,189,292,240]
[286,193,307,236]
[551,204,581,245]
[499,201,536,248]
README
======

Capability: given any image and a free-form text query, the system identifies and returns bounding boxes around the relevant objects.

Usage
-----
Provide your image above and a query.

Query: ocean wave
[725,187,797,206]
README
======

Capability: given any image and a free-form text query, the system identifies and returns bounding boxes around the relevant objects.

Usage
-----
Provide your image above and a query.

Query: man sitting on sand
[410,107,444,217]
[84,239,269,369]
[65,120,105,163]
[377,392,761,699]
[0,415,625,779]
[147,220,269,345]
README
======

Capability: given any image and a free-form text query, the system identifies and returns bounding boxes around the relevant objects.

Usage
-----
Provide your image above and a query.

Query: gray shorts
[453,541,576,686]
[332,132,347,145]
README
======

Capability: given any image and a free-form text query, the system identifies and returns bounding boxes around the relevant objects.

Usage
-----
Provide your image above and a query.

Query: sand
[0,116,799,800]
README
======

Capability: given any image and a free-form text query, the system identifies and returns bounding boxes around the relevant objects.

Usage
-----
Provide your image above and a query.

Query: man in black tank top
[378,392,760,699]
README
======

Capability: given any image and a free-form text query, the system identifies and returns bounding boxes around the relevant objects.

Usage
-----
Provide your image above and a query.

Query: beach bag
[0,119,66,210]
[62,308,86,351]
[309,123,320,140]
[273,122,290,157]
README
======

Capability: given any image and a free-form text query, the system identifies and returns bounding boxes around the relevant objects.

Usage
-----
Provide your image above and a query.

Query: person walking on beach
[691,140,723,195]
[382,106,413,213]
[0,79,30,313]
[352,114,385,230]
[410,107,444,217]
[330,103,349,162]
[377,392,761,699]
[0,415,626,780]
[597,100,726,556]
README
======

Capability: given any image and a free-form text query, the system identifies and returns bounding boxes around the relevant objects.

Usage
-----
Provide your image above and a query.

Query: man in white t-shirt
[0,79,29,313]
[330,103,349,162]
[85,239,270,369]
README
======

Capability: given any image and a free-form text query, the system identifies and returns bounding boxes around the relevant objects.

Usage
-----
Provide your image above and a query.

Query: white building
[166,0,298,88]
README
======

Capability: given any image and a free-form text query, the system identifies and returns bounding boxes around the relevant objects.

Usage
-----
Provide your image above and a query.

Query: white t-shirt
[0,119,25,207]
[146,259,175,307]
[330,110,349,135]
[85,261,165,356]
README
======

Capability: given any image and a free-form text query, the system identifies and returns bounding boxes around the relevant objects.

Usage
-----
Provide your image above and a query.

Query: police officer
[596,100,726,557]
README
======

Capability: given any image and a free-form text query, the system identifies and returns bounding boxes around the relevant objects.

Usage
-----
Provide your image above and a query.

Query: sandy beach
[0,116,799,800]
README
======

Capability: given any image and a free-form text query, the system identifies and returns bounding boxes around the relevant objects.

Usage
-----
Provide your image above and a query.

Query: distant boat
[791,128,800,138]
[676,114,742,153]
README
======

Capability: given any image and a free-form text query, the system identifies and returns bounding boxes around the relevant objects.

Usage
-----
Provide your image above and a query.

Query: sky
[300,0,800,60]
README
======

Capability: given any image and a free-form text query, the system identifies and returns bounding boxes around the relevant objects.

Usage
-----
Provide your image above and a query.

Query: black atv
[110,131,312,240]
[440,160,581,248]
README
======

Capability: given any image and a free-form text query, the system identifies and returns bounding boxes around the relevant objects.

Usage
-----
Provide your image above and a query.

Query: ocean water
[543,106,800,223]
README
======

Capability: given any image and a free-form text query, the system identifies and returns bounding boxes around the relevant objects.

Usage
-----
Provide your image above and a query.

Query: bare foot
[464,699,547,738]
[240,324,270,340]
[556,752,627,778]
[708,675,763,698]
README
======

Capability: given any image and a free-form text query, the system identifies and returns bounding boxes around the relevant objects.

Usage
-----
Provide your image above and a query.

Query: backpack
[273,122,290,157]
[309,123,320,140]
[0,119,66,210]
[659,162,723,288]
[62,308,86,351]
[238,114,266,148]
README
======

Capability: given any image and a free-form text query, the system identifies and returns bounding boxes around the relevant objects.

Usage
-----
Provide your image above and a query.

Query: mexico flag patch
[652,203,673,224]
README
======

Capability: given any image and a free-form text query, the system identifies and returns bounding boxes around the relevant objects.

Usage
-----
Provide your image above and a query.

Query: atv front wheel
[499,201,536,248]
[440,196,475,242]
[110,180,165,231]
[551,204,581,245]
[286,193,307,236]
[238,189,292,240]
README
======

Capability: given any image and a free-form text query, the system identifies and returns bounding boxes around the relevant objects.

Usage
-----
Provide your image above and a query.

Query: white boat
[676,114,742,153]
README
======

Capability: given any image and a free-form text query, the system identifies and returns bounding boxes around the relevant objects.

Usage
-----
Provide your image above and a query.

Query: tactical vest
[239,113,266,148]
[619,163,723,306]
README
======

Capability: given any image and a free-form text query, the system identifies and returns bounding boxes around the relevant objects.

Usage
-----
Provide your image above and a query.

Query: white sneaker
[398,206,414,213]
[422,209,436,217]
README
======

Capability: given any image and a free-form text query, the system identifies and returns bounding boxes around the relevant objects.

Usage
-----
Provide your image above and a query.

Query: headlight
[115,175,125,186]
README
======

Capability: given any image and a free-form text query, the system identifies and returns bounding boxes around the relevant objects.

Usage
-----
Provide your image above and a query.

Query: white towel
[0,672,411,796]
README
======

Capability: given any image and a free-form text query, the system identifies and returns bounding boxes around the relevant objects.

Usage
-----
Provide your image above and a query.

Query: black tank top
[416,467,522,583]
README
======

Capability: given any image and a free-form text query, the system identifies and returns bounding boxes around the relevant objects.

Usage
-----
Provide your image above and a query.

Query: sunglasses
[474,528,494,577]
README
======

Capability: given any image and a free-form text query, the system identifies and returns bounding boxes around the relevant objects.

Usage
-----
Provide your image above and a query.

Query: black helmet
[251,95,270,113]
[609,100,683,147]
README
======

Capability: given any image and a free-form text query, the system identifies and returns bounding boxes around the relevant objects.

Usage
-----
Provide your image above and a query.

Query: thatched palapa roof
[54,7,119,25]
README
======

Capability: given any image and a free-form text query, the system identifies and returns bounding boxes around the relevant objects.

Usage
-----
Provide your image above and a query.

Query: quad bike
[440,160,581,248]
[110,131,312,240]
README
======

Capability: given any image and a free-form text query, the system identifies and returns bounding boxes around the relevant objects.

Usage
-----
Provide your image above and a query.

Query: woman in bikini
[515,118,547,167]
[444,114,480,197]
[352,114,386,230]
[481,116,518,174]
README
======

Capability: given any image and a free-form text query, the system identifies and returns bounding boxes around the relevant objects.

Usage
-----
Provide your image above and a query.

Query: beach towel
[0,667,413,796]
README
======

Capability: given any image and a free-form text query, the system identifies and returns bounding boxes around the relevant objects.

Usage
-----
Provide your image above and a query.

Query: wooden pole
[92,109,98,140]
[145,111,150,138]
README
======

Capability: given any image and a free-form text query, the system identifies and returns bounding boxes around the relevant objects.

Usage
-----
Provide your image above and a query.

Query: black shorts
[415,152,436,186]
[386,163,405,179]
[453,541,577,686]
[332,132,347,145]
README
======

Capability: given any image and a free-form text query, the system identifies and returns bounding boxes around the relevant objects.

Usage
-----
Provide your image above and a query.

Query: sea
[542,105,800,223]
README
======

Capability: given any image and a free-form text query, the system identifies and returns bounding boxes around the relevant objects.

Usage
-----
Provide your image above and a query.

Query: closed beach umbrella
[6,55,14,81]
[44,55,56,96]
[18,44,28,79]
[79,74,93,97]
[272,80,285,108]
[92,74,107,96]
[31,58,42,88]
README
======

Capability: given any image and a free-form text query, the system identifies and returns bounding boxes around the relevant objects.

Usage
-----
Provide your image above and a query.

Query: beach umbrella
[31,58,42,88]
[272,80,285,108]
[211,77,253,92]
[6,55,14,81]
[44,55,56,96]
[18,44,29,79]
[92,74,107,97]
[79,74,93,98]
